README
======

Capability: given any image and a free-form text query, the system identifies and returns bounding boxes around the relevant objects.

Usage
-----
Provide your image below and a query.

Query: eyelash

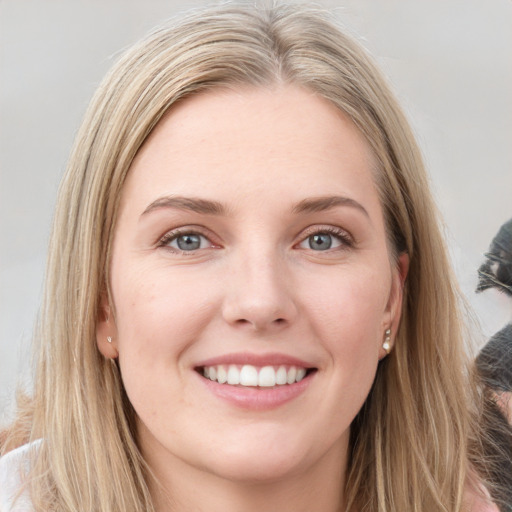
[158,227,217,253]
[297,226,354,251]
[157,225,354,253]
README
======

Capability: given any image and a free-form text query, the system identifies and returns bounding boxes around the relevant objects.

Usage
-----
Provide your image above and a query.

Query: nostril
[232,317,287,330]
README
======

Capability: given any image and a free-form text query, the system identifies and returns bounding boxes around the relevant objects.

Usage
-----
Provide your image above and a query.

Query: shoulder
[0,441,40,512]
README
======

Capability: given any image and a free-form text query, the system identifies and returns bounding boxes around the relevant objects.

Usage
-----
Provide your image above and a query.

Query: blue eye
[164,232,210,251]
[175,234,202,250]
[308,233,333,251]
[298,230,348,251]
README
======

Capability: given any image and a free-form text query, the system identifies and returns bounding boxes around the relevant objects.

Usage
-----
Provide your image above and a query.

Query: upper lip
[195,352,316,369]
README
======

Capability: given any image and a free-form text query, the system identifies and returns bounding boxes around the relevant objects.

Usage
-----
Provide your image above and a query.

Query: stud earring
[382,329,391,354]
[107,336,112,344]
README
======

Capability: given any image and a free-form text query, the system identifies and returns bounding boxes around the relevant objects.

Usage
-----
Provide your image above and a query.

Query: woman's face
[98,86,406,485]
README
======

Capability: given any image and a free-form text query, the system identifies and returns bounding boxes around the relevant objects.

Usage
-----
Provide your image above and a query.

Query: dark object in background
[476,218,512,297]
[476,217,512,393]
[475,218,512,512]
[477,324,512,392]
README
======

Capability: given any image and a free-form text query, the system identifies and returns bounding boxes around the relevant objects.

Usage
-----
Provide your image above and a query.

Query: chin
[196,429,320,484]
[205,452,308,484]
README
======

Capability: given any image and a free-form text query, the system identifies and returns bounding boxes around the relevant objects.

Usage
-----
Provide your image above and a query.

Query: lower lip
[197,372,315,410]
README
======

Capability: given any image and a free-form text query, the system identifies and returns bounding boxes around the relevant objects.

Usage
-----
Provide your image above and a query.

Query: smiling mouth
[196,364,317,388]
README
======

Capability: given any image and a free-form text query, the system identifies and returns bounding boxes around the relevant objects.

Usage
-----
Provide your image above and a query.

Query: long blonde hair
[2,3,494,511]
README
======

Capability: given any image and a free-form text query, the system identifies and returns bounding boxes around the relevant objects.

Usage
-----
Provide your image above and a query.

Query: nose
[221,252,298,332]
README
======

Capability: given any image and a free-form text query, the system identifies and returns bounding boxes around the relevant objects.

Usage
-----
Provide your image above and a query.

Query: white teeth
[296,367,306,382]
[202,364,310,387]
[276,366,287,385]
[286,366,297,384]
[258,366,276,387]
[227,365,240,385]
[240,365,258,386]
[217,365,227,384]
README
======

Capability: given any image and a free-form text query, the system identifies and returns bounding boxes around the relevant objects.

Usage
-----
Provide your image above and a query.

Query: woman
[0,3,505,511]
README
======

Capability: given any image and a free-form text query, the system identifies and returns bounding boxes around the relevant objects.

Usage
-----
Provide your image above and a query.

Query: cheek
[111,269,215,420]
[111,265,218,370]
[302,263,390,348]
[299,262,390,411]
[292,266,389,440]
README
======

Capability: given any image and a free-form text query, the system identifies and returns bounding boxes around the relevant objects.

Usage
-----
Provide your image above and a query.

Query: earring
[107,336,112,344]
[382,329,391,354]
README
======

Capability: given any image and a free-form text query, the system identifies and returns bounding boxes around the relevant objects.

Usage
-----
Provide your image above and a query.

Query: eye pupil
[309,233,332,250]
[177,234,201,250]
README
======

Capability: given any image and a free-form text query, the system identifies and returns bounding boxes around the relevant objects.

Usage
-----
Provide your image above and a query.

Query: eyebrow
[292,196,369,218]
[141,194,369,219]
[142,196,228,216]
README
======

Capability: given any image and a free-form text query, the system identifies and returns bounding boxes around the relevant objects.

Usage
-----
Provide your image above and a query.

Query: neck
[143,440,347,512]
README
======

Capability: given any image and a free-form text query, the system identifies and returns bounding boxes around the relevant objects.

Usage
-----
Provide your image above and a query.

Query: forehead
[121,85,380,216]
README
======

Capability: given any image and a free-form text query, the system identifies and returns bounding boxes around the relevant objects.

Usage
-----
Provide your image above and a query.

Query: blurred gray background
[1,0,511,421]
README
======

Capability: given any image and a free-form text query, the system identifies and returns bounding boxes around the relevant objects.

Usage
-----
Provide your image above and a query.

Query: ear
[96,294,119,359]
[380,252,409,358]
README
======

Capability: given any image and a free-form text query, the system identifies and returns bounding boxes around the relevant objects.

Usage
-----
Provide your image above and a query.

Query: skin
[495,391,512,424]
[97,85,408,512]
